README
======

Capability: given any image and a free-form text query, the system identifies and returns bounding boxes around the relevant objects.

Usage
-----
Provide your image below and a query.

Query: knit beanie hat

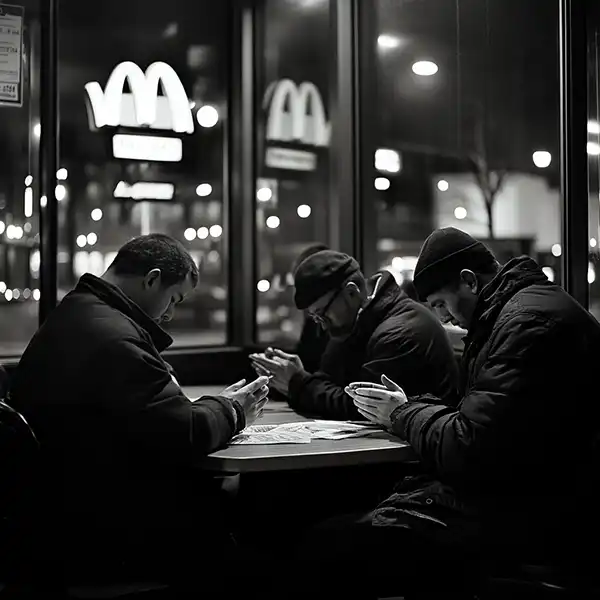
[294,250,360,310]
[413,227,497,300]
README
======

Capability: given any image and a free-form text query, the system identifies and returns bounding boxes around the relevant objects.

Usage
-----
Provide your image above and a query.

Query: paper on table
[230,424,311,445]
[229,420,384,445]
[306,420,383,440]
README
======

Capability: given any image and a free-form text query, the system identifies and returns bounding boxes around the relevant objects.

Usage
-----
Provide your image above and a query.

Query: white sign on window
[112,133,182,162]
[0,3,23,106]
[113,181,175,200]
[85,61,194,134]
[263,79,329,172]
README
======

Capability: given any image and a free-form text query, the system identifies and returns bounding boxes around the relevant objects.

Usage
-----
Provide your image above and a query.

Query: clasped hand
[250,348,305,396]
[345,375,407,427]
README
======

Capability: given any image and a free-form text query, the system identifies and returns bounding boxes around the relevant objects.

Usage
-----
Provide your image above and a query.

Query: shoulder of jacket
[370,302,441,346]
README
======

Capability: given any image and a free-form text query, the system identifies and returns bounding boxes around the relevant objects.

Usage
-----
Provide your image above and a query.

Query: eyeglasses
[308,288,342,325]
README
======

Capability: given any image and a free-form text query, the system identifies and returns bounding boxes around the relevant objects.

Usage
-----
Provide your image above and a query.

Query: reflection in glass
[364,0,561,299]
[58,0,229,346]
[255,0,331,346]
[0,0,41,356]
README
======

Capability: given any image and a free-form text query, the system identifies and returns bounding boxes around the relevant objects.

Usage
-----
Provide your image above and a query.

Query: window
[590,4,600,321]
[57,0,229,346]
[255,0,331,346]
[0,0,41,356]
[361,0,561,314]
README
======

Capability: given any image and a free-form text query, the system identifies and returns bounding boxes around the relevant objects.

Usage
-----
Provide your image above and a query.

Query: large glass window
[589,3,600,320]
[255,0,331,346]
[362,0,561,325]
[57,0,229,346]
[0,0,41,356]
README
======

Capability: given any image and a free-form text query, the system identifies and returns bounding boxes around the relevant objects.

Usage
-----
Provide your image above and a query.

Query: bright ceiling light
[196,183,212,197]
[377,34,400,49]
[196,105,219,128]
[184,228,197,241]
[257,187,272,202]
[588,120,600,135]
[375,148,401,173]
[412,60,438,76]
[532,151,552,168]
[197,227,209,240]
[55,184,67,201]
[454,206,467,220]
[56,168,68,180]
[91,208,103,221]
[437,179,449,192]
[257,279,271,293]
[210,224,223,238]
[374,177,390,191]
[266,216,280,229]
[552,243,562,257]
[297,204,311,218]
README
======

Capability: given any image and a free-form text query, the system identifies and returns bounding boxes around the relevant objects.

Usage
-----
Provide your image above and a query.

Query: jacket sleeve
[389,313,555,488]
[100,337,244,466]
[288,327,424,420]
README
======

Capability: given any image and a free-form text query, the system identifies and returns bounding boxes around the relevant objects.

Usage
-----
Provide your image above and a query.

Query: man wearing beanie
[329,227,600,596]
[252,249,458,420]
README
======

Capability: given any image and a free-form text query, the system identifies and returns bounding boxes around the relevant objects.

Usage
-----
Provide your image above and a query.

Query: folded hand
[345,375,407,427]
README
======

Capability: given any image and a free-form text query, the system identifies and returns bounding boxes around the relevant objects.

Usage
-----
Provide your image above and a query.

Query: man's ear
[345,281,361,297]
[459,269,479,294]
[143,268,162,290]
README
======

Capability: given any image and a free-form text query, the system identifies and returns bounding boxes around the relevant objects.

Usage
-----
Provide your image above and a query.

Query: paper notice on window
[0,4,23,106]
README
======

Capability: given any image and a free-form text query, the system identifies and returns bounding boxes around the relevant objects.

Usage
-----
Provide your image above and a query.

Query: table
[183,385,414,474]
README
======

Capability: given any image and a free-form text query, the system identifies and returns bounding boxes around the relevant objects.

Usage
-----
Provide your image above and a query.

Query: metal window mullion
[559,0,589,306]
[329,0,359,257]
[39,0,59,324]
[227,1,257,346]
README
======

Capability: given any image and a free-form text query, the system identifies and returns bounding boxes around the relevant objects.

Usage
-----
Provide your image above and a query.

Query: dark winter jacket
[374,257,600,560]
[288,271,459,419]
[9,274,244,559]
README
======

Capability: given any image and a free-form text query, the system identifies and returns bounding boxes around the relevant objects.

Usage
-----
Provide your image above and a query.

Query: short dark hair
[294,243,329,272]
[109,234,199,288]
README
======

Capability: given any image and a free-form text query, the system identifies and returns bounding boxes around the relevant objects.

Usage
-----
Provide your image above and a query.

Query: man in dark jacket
[252,250,458,420]
[9,234,269,582]
[335,228,600,597]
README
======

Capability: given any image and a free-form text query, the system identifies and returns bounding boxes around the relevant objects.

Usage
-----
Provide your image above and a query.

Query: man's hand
[250,348,305,396]
[219,376,270,426]
[345,375,407,428]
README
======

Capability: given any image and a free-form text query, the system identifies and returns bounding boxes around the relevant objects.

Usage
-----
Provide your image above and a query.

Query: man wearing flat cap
[252,249,458,419]
[324,227,600,596]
